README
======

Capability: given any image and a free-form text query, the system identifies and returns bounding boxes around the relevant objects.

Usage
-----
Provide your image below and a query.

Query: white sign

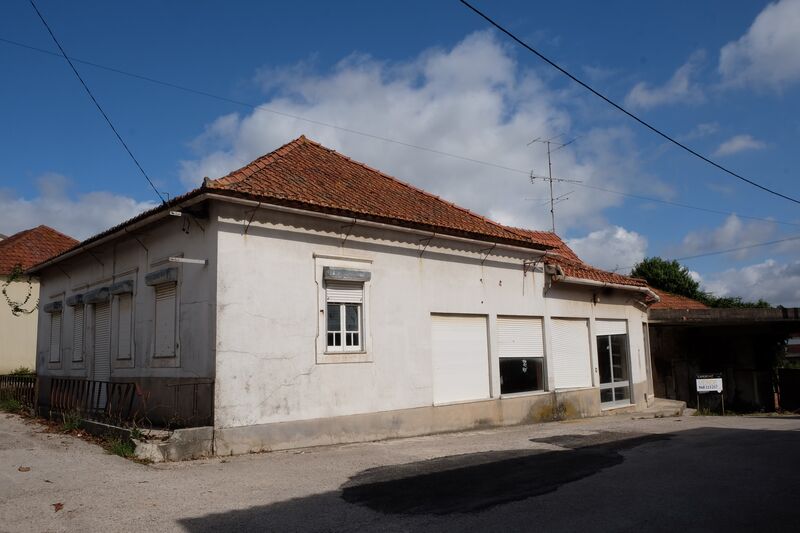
[696,378,723,393]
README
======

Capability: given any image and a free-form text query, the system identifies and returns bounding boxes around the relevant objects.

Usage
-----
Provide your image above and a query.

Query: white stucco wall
[214,202,650,429]
[34,211,218,381]
[0,276,40,373]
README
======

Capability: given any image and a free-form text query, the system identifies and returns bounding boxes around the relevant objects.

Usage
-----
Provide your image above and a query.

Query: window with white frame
[326,281,363,352]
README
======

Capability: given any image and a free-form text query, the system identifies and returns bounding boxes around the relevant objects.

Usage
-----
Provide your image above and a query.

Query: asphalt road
[1,411,799,532]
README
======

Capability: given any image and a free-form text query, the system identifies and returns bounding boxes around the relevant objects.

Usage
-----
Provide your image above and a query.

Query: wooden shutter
[72,306,84,362]
[595,319,627,337]
[49,312,62,363]
[93,302,111,381]
[154,283,177,358]
[550,318,592,389]
[497,317,544,359]
[117,294,133,360]
[326,281,363,303]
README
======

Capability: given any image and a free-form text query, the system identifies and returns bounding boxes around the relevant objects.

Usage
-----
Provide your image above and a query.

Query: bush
[9,367,34,376]
[0,398,23,413]
[107,437,136,458]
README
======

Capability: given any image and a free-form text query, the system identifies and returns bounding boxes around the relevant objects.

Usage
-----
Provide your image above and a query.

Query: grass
[60,410,82,432]
[0,398,23,413]
[106,437,136,458]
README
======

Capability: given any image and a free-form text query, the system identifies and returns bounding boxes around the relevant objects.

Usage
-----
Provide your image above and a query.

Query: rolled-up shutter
[431,314,490,404]
[550,318,592,389]
[155,283,177,358]
[497,317,544,358]
[326,281,363,303]
[49,312,62,363]
[595,319,627,337]
[93,302,111,381]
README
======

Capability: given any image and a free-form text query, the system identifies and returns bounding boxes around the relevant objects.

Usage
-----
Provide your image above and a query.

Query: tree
[631,256,771,308]
[630,257,700,299]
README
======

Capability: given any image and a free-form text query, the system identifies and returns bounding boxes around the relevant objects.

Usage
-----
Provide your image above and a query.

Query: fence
[49,378,137,423]
[0,374,36,407]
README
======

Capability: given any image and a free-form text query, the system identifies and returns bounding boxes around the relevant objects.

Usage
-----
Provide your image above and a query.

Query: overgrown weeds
[106,437,136,458]
[0,398,23,413]
[61,410,82,432]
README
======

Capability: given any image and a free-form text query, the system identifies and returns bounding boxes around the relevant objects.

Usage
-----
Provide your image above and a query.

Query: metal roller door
[550,318,592,389]
[431,315,490,405]
[497,317,544,358]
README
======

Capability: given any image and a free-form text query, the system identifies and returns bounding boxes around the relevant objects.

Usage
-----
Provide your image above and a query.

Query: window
[497,317,545,394]
[72,305,84,362]
[326,282,363,352]
[154,283,177,358]
[49,311,62,363]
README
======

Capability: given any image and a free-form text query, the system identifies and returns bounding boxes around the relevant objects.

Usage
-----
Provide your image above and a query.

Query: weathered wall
[34,207,219,386]
[0,276,40,373]
[214,202,651,431]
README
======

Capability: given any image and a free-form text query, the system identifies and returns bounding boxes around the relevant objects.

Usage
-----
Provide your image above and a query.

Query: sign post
[696,373,724,415]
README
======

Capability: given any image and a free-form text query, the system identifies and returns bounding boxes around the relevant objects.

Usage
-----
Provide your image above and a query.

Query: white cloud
[713,134,766,156]
[0,173,157,240]
[567,226,648,272]
[624,51,706,109]
[703,259,800,307]
[719,0,800,90]
[678,214,776,260]
[680,122,719,141]
[180,31,668,234]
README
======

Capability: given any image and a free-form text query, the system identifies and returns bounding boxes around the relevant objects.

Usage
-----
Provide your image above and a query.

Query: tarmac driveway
[1,411,799,532]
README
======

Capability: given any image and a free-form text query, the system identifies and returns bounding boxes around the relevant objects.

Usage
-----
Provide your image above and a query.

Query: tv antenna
[528,135,581,232]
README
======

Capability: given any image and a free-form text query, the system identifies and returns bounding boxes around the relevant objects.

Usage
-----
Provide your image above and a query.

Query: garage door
[431,314,490,404]
[550,318,592,389]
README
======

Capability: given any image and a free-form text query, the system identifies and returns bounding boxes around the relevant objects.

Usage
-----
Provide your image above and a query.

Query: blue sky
[1,1,799,304]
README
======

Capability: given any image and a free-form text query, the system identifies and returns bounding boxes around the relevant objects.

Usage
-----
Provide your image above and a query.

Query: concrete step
[631,398,686,420]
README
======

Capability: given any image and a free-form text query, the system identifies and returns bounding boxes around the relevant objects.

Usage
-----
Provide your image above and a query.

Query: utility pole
[528,136,581,233]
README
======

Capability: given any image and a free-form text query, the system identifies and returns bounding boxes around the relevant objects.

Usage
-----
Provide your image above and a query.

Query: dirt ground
[2,411,799,532]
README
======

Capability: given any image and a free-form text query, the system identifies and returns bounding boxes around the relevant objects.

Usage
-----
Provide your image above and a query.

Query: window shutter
[117,294,133,360]
[595,319,627,337]
[72,306,84,362]
[497,317,544,359]
[154,283,177,357]
[93,302,111,381]
[550,318,592,389]
[326,281,363,303]
[49,312,62,363]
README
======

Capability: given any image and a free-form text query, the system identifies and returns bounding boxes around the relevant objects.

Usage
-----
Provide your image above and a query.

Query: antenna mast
[528,136,581,233]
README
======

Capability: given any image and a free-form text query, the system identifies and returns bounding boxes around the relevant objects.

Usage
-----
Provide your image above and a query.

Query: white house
[29,136,658,455]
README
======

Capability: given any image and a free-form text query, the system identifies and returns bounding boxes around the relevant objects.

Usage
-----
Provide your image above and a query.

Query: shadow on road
[179,427,800,532]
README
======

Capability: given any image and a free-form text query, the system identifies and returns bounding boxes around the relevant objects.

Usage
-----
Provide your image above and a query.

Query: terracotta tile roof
[649,289,709,310]
[508,227,649,289]
[205,136,551,250]
[0,225,78,275]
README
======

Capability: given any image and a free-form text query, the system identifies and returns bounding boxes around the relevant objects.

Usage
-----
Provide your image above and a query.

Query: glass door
[597,334,631,407]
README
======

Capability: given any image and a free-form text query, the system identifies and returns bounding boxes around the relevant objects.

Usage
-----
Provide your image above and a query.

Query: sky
[1,0,799,305]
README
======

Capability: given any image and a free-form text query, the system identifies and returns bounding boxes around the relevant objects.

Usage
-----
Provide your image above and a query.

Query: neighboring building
[0,226,78,373]
[648,288,800,411]
[29,136,658,454]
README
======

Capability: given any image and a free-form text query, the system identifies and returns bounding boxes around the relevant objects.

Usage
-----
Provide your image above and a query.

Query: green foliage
[9,366,34,376]
[61,410,82,432]
[106,437,136,458]
[1,265,38,316]
[0,398,23,413]
[129,427,144,441]
[632,256,771,308]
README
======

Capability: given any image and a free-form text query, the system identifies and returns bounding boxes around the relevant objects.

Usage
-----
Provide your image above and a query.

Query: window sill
[317,351,372,364]
[500,390,548,399]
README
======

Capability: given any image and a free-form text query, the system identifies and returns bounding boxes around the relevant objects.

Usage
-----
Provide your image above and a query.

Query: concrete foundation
[135,426,214,462]
[214,387,601,456]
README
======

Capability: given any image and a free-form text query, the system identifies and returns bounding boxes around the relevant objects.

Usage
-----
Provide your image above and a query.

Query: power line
[3,35,798,228]
[615,234,800,272]
[459,0,800,206]
[27,1,166,203]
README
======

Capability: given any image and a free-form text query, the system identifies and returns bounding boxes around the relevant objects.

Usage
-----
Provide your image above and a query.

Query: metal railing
[0,374,36,407]
[49,378,137,422]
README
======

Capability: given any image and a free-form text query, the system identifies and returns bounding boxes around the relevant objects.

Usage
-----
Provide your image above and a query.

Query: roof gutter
[204,193,559,259]
[551,269,659,302]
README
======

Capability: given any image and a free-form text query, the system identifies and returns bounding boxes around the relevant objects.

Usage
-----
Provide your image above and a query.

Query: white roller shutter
[93,302,111,381]
[49,312,62,363]
[550,318,592,389]
[155,283,177,358]
[326,281,363,303]
[431,315,490,404]
[497,317,544,359]
[595,319,627,337]
[117,294,132,360]
[72,306,84,362]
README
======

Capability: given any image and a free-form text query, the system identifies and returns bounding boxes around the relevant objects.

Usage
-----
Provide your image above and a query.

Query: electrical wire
[27,1,166,203]
[459,0,800,206]
[3,35,798,227]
